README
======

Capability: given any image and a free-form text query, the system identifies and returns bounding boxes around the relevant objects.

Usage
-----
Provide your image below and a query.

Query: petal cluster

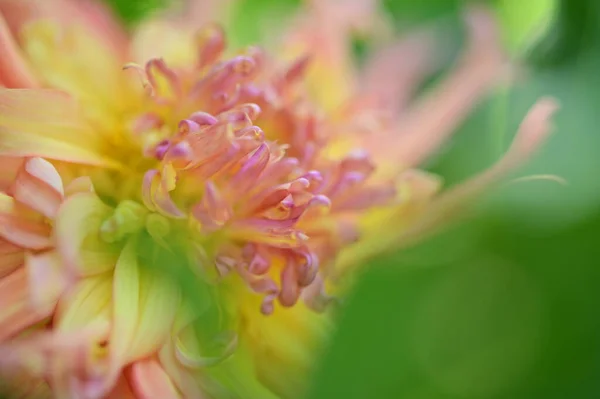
[0,0,558,398]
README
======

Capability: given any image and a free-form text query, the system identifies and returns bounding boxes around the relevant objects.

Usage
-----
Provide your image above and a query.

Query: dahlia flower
[0,0,557,398]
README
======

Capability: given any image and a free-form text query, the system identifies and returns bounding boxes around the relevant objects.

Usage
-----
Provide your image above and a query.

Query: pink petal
[0,267,50,342]
[106,375,136,399]
[0,13,38,88]
[25,250,68,315]
[0,155,23,191]
[0,192,52,250]
[361,29,436,113]
[128,359,180,399]
[230,143,270,194]
[386,6,507,169]
[142,169,185,219]
[0,243,22,279]
[11,157,64,219]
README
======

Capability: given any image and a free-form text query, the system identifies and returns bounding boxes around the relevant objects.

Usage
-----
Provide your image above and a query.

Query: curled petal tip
[509,97,560,159]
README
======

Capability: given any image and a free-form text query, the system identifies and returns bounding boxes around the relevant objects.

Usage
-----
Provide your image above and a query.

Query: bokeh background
[103,0,600,397]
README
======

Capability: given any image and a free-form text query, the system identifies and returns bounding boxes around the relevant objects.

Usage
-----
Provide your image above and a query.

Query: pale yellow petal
[110,239,140,368]
[20,20,140,130]
[0,89,118,166]
[55,192,120,276]
[127,267,180,362]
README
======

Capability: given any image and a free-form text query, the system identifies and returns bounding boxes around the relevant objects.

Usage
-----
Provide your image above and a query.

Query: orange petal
[11,157,64,219]
[0,192,52,250]
[0,155,23,191]
[0,267,50,342]
[0,238,23,278]
[106,375,136,399]
[0,89,118,166]
[128,358,181,399]
[0,13,38,88]
[55,192,119,276]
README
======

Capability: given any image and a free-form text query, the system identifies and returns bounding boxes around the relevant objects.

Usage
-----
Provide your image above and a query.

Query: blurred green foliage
[103,0,600,398]
[104,0,170,25]
[308,0,600,398]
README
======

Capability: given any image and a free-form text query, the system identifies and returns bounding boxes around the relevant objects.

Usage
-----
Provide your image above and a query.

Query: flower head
[0,0,558,397]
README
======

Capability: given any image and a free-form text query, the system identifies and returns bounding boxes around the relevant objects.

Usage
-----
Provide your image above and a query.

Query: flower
[0,0,558,398]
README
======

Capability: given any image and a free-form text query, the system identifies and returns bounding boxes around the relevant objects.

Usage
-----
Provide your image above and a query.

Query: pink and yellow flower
[0,0,557,398]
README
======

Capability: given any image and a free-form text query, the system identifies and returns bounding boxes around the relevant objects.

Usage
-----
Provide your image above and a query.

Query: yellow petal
[0,89,118,166]
[55,273,112,331]
[20,20,140,130]
[110,239,140,367]
[55,192,120,276]
[131,21,197,68]
[127,267,180,362]
[52,273,113,397]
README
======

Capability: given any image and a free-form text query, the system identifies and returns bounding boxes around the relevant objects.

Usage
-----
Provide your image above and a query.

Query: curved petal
[19,19,138,129]
[127,358,181,399]
[109,239,140,370]
[0,155,23,191]
[0,192,51,250]
[361,29,437,113]
[127,267,180,362]
[387,6,508,169]
[0,13,38,88]
[51,274,113,397]
[11,157,64,219]
[0,267,51,342]
[106,375,136,399]
[0,239,23,278]
[55,192,119,276]
[55,273,112,331]
[25,250,67,315]
[158,340,205,399]
[0,89,119,166]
